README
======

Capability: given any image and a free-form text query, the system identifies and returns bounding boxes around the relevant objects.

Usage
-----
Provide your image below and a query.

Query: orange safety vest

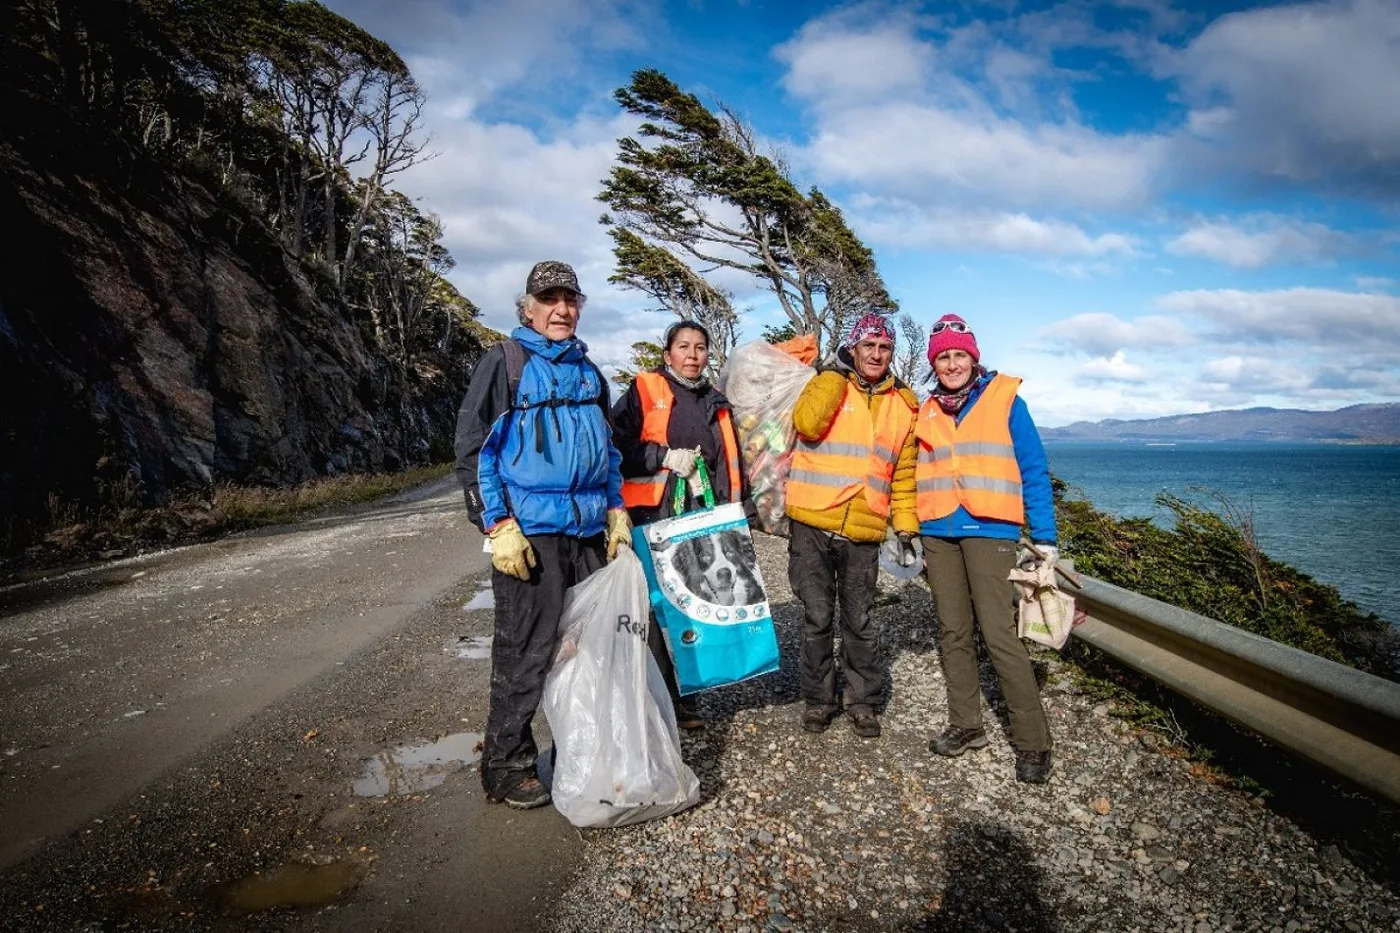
[620,372,743,509]
[914,374,1025,524]
[785,381,915,517]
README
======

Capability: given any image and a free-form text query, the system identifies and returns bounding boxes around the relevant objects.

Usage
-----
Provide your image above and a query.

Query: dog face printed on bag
[669,531,762,607]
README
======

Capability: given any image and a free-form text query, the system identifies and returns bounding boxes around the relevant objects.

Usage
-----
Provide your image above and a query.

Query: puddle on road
[449,635,492,660]
[353,732,484,797]
[214,856,371,914]
[463,586,494,611]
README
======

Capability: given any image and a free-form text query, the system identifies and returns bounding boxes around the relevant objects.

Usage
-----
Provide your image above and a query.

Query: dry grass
[213,464,453,528]
[2,463,454,576]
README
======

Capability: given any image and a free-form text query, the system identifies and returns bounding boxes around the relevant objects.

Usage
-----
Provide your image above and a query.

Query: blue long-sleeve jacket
[454,327,623,537]
[918,373,1057,545]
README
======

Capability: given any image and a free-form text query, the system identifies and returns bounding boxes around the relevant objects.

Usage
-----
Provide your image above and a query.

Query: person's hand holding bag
[606,508,633,561]
[662,447,701,478]
[489,518,535,580]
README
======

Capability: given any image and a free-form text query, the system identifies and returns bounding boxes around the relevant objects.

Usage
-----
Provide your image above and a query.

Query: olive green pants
[923,536,1052,752]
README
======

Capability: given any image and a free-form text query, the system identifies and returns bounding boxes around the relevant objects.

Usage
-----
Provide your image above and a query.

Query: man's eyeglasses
[930,320,971,334]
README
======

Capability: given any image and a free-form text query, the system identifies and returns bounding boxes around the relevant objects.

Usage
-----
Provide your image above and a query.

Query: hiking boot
[850,713,881,738]
[801,706,837,734]
[491,776,551,810]
[928,725,989,757]
[1015,749,1053,784]
[676,701,705,732]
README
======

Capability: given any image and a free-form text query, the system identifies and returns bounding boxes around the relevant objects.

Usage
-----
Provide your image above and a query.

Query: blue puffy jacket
[454,327,623,537]
[917,371,1057,546]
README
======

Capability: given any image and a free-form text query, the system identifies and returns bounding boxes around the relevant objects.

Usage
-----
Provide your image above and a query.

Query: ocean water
[1044,443,1400,625]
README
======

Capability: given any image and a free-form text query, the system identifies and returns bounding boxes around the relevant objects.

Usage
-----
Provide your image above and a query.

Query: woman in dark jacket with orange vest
[916,314,1057,784]
[611,320,753,728]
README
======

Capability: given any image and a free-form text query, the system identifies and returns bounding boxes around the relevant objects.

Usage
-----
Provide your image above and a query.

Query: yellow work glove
[488,518,535,580]
[606,508,633,562]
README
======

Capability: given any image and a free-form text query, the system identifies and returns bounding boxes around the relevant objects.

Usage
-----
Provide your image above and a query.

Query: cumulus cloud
[1079,351,1150,382]
[852,201,1137,256]
[1168,0,1400,196]
[1040,312,1196,356]
[776,7,1166,213]
[1156,287,1400,349]
[1165,216,1359,268]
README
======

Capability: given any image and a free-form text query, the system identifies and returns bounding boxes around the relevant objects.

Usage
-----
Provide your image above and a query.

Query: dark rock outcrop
[0,132,478,527]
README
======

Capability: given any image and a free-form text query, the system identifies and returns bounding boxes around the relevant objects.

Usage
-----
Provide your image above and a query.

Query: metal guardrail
[1062,569,1400,806]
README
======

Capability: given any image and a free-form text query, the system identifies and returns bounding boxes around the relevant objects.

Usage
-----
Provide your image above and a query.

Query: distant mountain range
[1040,403,1400,444]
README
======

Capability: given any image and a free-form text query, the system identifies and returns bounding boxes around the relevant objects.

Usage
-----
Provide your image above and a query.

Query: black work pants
[481,533,605,800]
[788,520,882,716]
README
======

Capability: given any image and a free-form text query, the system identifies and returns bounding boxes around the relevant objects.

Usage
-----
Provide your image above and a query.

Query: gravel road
[1,483,1396,932]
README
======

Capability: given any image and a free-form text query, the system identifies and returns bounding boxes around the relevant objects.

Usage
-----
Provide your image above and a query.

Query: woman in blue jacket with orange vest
[916,314,1057,784]
[611,320,754,728]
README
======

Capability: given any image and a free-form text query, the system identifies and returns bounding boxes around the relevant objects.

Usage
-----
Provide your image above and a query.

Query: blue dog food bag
[632,503,780,694]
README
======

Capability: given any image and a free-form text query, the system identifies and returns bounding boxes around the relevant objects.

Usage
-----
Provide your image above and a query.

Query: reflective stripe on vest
[785,380,915,516]
[914,374,1025,524]
[620,372,743,510]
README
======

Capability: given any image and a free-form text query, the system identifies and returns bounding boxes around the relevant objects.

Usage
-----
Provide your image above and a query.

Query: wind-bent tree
[598,68,896,355]
[893,313,929,388]
[613,340,665,389]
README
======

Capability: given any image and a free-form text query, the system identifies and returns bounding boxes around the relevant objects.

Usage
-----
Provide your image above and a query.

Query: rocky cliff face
[0,135,477,527]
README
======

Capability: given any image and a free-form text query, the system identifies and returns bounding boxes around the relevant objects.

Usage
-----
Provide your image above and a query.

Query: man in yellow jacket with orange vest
[786,313,919,738]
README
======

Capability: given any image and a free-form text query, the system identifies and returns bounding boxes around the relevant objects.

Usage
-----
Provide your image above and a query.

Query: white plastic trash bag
[717,340,816,536]
[541,548,701,828]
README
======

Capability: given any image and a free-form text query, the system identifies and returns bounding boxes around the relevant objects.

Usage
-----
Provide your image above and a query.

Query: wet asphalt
[0,478,581,932]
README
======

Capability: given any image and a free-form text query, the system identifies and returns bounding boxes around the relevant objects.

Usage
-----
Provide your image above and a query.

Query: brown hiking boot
[801,706,838,734]
[1015,749,1053,784]
[850,713,881,738]
[490,776,551,810]
[928,725,989,757]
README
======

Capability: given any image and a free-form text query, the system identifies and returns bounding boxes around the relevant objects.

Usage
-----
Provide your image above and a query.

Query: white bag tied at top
[541,548,700,828]
[1008,545,1076,651]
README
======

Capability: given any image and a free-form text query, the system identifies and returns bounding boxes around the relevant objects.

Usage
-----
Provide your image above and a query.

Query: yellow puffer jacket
[788,368,919,542]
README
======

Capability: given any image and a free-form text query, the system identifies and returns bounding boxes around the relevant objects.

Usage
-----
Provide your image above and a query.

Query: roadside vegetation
[1,464,452,581]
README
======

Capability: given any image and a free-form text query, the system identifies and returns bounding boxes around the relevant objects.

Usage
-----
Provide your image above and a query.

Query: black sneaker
[850,713,881,738]
[928,725,989,757]
[676,702,705,732]
[493,776,551,810]
[1015,749,1052,784]
[801,706,837,734]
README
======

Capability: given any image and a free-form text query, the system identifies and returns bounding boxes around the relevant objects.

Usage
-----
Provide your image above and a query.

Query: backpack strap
[502,339,528,404]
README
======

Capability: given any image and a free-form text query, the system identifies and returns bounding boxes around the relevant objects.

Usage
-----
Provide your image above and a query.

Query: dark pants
[788,520,882,716]
[646,616,687,709]
[481,533,605,800]
[923,536,1052,752]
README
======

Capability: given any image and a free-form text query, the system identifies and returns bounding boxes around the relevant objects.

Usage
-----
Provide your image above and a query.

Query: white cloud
[1079,351,1149,382]
[1156,287,1400,350]
[852,201,1137,256]
[1356,275,1397,290]
[1040,312,1196,356]
[1165,216,1358,268]
[1169,0,1400,195]
[1201,355,1313,392]
[777,8,1166,212]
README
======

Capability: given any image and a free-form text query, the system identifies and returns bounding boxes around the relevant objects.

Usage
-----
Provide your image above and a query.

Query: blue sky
[324,0,1400,426]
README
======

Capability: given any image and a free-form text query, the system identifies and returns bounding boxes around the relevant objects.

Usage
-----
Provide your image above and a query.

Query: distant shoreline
[1042,437,1400,446]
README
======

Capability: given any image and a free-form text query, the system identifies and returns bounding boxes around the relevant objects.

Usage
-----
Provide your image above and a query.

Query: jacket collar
[511,326,587,363]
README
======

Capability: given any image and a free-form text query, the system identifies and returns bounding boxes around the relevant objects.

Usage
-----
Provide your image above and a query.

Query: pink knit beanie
[843,312,896,350]
[926,314,980,364]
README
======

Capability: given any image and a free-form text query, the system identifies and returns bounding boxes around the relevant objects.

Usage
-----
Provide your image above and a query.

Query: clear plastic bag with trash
[716,339,817,536]
[541,548,700,827]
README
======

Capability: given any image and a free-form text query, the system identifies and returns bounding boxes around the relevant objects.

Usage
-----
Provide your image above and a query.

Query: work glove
[1019,543,1059,573]
[662,446,701,478]
[606,508,633,562]
[896,533,918,568]
[489,518,535,581]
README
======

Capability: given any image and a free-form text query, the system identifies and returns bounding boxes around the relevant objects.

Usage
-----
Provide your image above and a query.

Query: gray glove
[662,447,700,478]
[896,533,918,568]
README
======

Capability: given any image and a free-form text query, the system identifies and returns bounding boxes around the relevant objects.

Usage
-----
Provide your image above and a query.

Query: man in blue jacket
[454,261,633,810]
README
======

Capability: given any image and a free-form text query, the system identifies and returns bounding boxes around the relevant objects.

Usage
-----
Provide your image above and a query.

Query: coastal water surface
[1045,443,1400,625]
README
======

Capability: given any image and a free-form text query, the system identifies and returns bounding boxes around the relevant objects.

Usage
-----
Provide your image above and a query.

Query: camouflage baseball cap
[525,261,582,297]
